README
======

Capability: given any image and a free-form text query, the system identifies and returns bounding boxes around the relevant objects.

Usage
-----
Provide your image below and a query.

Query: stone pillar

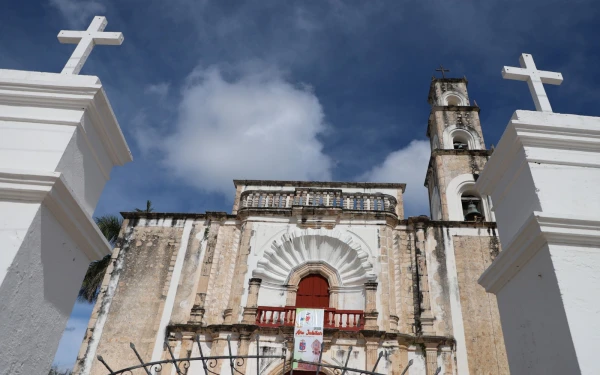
[190,293,207,324]
[235,330,253,374]
[424,343,439,375]
[0,70,132,374]
[440,345,454,375]
[209,332,228,375]
[476,110,600,374]
[285,285,298,306]
[414,221,434,334]
[364,281,379,330]
[329,286,340,309]
[224,222,254,324]
[242,278,262,324]
[365,340,380,372]
[398,343,409,375]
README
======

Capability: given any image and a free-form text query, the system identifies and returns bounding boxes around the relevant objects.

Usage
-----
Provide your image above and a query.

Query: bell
[454,142,468,150]
[464,201,482,221]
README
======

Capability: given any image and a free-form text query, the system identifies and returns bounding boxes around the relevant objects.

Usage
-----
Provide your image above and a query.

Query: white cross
[502,53,563,112]
[57,16,124,75]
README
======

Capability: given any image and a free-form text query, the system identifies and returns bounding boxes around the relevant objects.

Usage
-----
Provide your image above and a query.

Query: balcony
[240,189,397,214]
[256,306,364,331]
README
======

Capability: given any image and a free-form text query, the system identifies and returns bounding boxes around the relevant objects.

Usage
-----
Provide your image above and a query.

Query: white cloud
[145,82,171,98]
[49,0,106,28]
[361,140,431,217]
[145,63,332,195]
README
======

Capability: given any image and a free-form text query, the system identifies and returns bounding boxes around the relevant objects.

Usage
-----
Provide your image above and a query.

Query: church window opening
[296,274,330,308]
[453,133,470,150]
[446,94,462,106]
[461,193,484,222]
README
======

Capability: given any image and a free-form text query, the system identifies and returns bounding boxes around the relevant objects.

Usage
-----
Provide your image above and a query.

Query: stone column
[476,110,600,374]
[190,292,207,324]
[398,343,410,375]
[440,345,454,375]
[364,339,380,372]
[329,286,340,309]
[0,70,132,374]
[235,330,253,374]
[424,343,439,375]
[364,281,379,330]
[224,222,254,324]
[242,278,262,324]
[414,220,435,334]
[285,285,298,306]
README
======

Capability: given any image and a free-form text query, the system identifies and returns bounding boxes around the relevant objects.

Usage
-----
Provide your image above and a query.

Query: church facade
[74,78,508,375]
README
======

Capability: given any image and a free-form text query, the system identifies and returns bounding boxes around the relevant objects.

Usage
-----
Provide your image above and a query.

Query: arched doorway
[296,274,329,308]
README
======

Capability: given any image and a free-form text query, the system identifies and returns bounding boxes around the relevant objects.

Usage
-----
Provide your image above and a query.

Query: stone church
[74,77,508,375]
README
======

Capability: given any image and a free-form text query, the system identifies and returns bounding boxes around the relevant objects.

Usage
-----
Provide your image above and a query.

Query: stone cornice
[430,105,480,114]
[479,211,600,294]
[166,323,456,346]
[0,69,132,169]
[477,110,600,195]
[0,169,110,260]
[233,179,406,192]
[424,150,491,187]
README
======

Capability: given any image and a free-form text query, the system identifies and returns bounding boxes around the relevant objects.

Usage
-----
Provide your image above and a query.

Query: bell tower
[424,76,494,221]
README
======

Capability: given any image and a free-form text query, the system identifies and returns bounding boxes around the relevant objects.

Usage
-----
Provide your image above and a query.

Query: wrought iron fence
[96,335,418,375]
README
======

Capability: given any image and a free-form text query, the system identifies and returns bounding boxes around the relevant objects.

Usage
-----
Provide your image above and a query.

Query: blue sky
[2,0,599,371]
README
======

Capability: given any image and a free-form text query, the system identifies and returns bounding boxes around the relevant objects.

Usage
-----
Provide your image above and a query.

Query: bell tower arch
[424,76,494,221]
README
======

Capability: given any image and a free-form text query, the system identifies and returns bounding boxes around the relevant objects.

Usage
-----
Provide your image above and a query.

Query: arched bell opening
[461,192,484,222]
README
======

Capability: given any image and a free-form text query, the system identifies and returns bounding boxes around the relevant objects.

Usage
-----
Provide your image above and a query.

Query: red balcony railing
[256,306,364,331]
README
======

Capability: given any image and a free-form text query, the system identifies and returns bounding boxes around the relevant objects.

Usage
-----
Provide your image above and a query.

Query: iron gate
[96,335,421,375]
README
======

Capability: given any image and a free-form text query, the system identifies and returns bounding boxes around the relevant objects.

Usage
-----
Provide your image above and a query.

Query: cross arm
[57,31,124,45]
[91,32,124,45]
[501,66,529,81]
[57,30,86,44]
[538,71,563,85]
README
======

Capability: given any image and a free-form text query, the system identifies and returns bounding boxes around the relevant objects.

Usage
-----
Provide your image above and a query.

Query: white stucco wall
[242,221,382,320]
[0,205,92,375]
[0,69,132,375]
[496,244,580,374]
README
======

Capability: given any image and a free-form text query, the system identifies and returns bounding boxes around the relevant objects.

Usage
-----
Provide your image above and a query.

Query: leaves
[77,215,122,303]
[134,200,154,213]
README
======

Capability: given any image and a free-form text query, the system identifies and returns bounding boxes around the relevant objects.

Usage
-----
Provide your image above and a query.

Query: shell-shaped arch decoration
[253,228,376,287]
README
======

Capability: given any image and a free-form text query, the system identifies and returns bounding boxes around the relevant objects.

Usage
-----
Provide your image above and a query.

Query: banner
[293,308,324,370]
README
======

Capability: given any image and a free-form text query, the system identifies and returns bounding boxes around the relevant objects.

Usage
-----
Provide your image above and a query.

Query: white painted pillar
[476,110,600,375]
[0,69,132,374]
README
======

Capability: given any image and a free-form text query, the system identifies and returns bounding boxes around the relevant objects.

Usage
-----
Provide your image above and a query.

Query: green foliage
[95,215,123,245]
[134,200,154,213]
[76,214,122,303]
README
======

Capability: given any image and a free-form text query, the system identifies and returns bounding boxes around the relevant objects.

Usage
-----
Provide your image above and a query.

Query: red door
[296,275,329,308]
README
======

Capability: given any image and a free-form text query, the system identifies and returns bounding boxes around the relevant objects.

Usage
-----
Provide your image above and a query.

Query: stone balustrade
[256,306,365,331]
[240,189,397,214]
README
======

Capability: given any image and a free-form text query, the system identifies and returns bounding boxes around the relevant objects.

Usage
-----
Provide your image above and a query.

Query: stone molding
[233,179,406,191]
[479,211,600,294]
[0,70,132,169]
[477,110,600,196]
[253,228,376,287]
[0,169,110,260]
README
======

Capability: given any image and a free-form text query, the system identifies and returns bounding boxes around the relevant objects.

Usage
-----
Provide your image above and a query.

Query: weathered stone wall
[170,221,208,324]
[425,226,454,337]
[452,234,508,374]
[429,109,485,147]
[429,152,489,220]
[204,224,242,325]
[89,223,186,375]
[393,229,415,334]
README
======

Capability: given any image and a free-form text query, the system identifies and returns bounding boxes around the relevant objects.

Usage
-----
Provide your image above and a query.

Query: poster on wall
[293,308,324,370]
